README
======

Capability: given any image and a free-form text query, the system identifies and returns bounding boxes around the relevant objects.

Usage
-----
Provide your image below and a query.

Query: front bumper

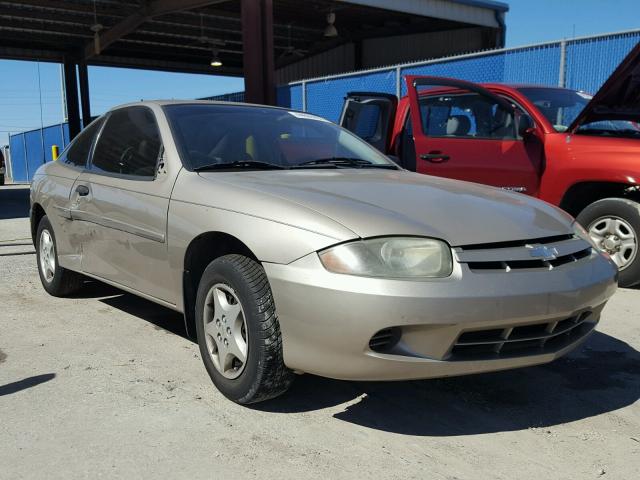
[264,250,618,381]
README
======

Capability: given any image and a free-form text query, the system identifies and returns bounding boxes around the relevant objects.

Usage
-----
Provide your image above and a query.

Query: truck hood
[200,169,573,247]
[570,41,640,131]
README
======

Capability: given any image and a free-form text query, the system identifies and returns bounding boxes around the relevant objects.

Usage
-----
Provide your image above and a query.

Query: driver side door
[71,106,176,304]
[405,76,543,196]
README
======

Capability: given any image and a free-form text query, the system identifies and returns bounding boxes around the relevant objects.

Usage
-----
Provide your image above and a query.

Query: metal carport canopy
[0,0,508,138]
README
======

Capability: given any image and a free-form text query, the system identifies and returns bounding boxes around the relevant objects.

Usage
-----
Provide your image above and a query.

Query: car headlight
[318,237,453,278]
[572,221,599,250]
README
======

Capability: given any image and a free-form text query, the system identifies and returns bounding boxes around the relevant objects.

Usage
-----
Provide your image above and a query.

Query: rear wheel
[36,215,84,296]
[195,254,293,404]
[577,198,640,287]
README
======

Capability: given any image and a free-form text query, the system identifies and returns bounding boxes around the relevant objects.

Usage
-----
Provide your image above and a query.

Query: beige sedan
[31,101,617,404]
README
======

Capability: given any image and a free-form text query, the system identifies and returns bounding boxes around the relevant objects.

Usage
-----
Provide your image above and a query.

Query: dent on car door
[39,118,104,271]
[405,75,543,195]
[73,106,176,304]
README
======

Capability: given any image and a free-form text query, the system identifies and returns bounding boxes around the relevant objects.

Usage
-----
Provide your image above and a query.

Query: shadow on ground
[0,186,30,219]
[71,280,189,340]
[0,373,56,396]
[75,281,640,437]
[255,331,640,436]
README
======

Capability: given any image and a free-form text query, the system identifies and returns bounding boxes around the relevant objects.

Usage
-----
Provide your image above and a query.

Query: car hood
[199,169,573,247]
[569,41,640,131]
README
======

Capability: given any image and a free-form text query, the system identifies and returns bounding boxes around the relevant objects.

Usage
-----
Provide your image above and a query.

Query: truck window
[419,93,517,140]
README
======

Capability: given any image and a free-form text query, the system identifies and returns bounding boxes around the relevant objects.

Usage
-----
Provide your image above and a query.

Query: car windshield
[518,87,640,137]
[163,104,397,170]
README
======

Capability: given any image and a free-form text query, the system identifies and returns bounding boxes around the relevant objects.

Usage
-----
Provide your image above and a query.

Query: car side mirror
[517,113,535,137]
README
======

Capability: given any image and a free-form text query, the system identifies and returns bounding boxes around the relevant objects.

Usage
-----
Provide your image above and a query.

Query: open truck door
[404,75,543,196]
[339,92,398,153]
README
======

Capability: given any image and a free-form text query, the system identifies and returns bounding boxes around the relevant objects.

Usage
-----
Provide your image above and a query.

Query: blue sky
[505,0,640,47]
[1,0,639,146]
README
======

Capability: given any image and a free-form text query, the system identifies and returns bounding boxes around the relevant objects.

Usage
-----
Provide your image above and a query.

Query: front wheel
[195,254,294,404]
[577,198,640,288]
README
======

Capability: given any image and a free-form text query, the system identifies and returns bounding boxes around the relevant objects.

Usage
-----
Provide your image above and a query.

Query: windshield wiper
[293,157,397,169]
[194,160,286,171]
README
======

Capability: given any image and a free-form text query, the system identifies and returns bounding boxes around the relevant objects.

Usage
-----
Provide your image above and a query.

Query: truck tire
[195,254,294,404]
[577,198,640,288]
[36,215,85,296]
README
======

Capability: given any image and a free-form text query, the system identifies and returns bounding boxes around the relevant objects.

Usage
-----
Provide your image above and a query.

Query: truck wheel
[577,198,640,287]
[36,215,84,296]
[195,254,294,404]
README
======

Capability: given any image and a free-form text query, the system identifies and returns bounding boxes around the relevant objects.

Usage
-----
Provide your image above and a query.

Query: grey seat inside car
[446,115,471,136]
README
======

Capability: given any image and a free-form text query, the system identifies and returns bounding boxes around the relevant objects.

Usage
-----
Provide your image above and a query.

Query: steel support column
[63,61,81,140]
[78,62,91,127]
[241,0,275,105]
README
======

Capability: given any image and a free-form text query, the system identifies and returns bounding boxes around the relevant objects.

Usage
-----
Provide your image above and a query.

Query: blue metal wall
[8,123,69,183]
[8,30,640,182]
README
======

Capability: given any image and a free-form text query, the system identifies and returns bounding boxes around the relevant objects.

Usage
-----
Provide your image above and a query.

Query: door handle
[420,152,450,163]
[75,184,90,197]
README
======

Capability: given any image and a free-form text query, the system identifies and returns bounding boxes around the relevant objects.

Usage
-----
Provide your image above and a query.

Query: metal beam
[78,62,91,127]
[241,0,275,105]
[84,0,232,59]
[62,61,81,140]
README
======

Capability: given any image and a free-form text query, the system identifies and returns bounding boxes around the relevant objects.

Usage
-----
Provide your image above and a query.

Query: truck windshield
[518,87,640,137]
[163,104,397,170]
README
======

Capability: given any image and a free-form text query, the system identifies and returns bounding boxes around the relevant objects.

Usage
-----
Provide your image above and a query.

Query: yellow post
[51,145,59,161]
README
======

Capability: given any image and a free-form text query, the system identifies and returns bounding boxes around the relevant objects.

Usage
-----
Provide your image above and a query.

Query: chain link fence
[279,29,640,123]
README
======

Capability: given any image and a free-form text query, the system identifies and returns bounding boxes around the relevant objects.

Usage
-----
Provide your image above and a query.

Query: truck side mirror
[517,113,535,137]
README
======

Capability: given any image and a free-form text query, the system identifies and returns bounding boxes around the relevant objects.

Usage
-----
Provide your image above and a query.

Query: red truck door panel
[340,92,398,153]
[405,76,543,196]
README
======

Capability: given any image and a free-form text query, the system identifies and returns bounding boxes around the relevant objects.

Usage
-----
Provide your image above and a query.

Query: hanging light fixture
[324,11,338,37]
[210,48,223,67]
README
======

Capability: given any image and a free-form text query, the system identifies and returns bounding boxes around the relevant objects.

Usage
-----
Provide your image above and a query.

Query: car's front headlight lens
[318,237,453,278]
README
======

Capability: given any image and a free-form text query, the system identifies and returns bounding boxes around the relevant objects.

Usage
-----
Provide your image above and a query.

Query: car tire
[577,197,640,288]
[0,174,4,186]
[36,215,84,296]
[195,254,294,404]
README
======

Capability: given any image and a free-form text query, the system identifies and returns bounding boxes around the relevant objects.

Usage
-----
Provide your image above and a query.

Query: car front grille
[454,234,592,272]
[449,311,595,360]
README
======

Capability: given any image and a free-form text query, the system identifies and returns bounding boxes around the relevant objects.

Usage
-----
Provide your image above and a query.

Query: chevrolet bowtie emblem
[527,245,559,261]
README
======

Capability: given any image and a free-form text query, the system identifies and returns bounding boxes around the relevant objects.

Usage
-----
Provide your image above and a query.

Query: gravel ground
[1,186,639,479]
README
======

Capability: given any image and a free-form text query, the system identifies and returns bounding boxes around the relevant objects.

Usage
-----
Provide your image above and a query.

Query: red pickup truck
[340,43,640,287]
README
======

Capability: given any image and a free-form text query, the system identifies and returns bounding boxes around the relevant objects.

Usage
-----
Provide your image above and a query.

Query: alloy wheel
[202,283,248,379]
[39,230,56,282]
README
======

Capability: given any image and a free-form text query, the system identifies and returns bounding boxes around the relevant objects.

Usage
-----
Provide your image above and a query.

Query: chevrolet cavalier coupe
[31,101,618,404]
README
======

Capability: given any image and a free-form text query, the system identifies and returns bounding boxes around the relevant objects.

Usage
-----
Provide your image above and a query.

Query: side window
[91,107,162,177]
[419,93,516,140]
[61,118,104,168]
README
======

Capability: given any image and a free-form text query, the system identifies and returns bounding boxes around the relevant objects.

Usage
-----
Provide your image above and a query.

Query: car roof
[107,99,296,113]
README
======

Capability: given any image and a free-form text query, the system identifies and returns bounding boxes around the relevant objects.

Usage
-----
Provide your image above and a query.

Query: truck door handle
[420,152,450,163]
[75,184,90,197]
